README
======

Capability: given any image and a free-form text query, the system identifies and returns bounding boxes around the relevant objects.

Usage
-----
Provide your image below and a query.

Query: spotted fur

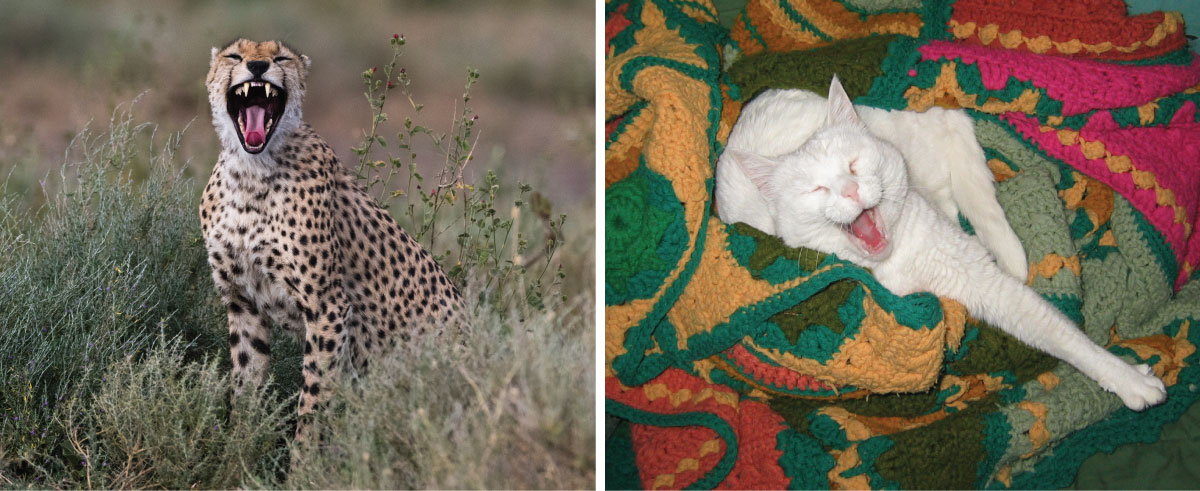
[201,39,469,439]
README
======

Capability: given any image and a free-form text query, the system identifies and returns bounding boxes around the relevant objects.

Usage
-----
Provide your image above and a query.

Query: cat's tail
[946,119,1029,279]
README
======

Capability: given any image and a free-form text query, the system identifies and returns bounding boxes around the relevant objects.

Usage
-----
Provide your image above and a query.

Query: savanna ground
[0,1,594,488]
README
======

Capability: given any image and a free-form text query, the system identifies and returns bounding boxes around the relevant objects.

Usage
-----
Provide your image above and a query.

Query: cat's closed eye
[810,185,828,193]
[848,158,858,175]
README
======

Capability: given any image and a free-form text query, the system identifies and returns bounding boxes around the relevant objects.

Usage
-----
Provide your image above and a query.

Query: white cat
[718,80,1027,278]
[715,76,1166,411]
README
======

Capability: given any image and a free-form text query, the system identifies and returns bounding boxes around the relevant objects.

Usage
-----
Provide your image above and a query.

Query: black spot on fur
[250,337,271,355]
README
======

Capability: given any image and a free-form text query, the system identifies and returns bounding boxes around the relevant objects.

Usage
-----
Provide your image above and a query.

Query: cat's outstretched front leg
[1099,362,1167,411]
[937,237,1167,411]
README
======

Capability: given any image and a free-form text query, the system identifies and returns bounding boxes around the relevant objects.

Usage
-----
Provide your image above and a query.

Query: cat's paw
[1110,364,1167,411]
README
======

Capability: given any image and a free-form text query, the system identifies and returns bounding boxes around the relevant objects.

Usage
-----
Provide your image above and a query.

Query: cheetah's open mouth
[226,80,286,154]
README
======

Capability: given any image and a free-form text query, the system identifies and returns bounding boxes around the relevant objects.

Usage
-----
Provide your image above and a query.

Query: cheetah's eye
[224,54,243,62]
[274,56,292,63]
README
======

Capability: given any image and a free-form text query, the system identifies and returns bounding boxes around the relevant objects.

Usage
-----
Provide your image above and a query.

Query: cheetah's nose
[247,61,269,77]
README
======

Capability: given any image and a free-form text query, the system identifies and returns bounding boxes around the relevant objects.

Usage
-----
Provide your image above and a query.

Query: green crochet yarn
[729,222,828,284]
[605,161,688,305]
[946,325,1057,381]
[773,280,856,346]
[605,419,643,490]
[877,402,992,489]
[776,429,836,489]
[726,34,896,102]
[840,0,922,16]
[808,409,853,449]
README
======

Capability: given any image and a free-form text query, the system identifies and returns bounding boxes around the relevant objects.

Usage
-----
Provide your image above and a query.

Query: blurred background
[0,0,594,217]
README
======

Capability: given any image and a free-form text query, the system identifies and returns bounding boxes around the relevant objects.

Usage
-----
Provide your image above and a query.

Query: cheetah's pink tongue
[242,106,267,147]
[850,208,887,254]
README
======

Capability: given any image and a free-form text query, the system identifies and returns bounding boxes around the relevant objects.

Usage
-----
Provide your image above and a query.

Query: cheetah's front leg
[226,293,273,393]
[289,273,350,441]
[209,262,274,395]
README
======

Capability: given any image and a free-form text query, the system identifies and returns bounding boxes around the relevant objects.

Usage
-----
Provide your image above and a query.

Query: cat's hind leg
[944,116,1029,279]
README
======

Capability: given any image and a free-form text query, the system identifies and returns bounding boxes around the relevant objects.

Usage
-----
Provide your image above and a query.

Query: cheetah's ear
[301,54,311,70]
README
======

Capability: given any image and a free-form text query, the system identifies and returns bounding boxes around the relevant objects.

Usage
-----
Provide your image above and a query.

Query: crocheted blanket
[604,0,1200,488]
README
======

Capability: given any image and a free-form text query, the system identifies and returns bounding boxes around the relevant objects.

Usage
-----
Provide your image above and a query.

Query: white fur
[718,80,1028,278]
[716,76,1166,411]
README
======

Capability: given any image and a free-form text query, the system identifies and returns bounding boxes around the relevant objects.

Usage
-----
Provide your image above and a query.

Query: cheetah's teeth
[265,84,272,98]
[243,82,251,97]
[267,117,273,129]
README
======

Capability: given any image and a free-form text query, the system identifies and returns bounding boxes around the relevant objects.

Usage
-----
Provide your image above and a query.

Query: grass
[0,38,593,489]
[282,297,593,489]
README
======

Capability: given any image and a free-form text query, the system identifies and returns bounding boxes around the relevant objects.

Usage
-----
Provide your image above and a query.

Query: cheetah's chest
[202,172,306,333]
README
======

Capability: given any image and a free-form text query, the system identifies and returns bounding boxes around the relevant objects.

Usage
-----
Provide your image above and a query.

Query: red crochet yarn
[608,370,792,489]
[948,0,1188,60]
[607,3,633,48]
[726,343,834,393]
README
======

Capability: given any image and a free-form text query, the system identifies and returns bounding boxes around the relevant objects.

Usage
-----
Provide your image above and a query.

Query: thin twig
[437,130,481,190]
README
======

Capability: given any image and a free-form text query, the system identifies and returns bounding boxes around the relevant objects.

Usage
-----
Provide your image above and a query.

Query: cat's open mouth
[844,207,890,258]
[226,80,286,154]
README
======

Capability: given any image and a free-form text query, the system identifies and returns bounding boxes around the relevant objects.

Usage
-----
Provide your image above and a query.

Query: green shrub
[284,295,594,489]
[0,103,225,481]
[352,35,569,314]
[54,341,290,489]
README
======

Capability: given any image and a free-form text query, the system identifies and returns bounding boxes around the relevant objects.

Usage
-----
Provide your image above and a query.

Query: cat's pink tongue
[243,106,267,147]
[851,209,886,252]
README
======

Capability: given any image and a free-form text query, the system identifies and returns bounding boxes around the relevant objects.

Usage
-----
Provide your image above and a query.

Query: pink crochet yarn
[920,41,1200,116]
[1002,105,1200,288]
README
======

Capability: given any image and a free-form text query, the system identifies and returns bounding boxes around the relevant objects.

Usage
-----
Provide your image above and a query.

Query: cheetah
[200,39,470,438]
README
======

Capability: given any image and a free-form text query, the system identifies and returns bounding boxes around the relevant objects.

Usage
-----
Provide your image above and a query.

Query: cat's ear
[727,149,778,199]
[826,75,862,127]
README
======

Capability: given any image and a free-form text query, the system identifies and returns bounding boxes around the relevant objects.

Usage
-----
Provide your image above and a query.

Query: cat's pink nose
[841,181,860,202]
